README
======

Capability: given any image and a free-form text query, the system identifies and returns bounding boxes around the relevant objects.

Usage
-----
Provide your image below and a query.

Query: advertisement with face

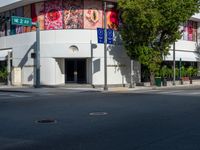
[84,0,103,29]
[45,0,63,30]
[63,0,84,29]
[24,5,31,32]
[106,3,119,30]
[31,2,45,31]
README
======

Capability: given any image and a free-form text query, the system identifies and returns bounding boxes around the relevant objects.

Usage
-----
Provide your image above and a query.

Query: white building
[0,0,199,86]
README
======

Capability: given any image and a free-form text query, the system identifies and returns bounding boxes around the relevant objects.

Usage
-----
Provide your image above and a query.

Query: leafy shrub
[0,67,8,82]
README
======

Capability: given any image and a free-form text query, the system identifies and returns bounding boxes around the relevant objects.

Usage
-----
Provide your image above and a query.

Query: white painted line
[0,97,16,99]
[9,94,31,98]
[89,112,108,116]
[0,94,8,96]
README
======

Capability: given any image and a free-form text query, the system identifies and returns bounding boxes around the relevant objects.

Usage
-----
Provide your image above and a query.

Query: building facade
[0,0,200,86]
[0,0,139,86]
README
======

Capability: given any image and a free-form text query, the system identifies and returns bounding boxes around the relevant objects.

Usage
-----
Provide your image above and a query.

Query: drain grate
[89,112,108,116]
[36,119,57,124]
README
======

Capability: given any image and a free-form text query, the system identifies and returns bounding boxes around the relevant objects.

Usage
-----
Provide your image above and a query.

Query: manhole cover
[89,112,108,116]
[36,119,57,124]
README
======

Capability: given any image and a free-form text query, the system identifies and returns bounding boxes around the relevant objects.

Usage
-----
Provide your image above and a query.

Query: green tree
[118,0,199,85]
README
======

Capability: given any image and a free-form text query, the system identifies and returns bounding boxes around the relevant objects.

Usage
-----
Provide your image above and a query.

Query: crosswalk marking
[0,92,56,100]
[131,89,200,97]
[150,90,200,96]
[0,93,8,96]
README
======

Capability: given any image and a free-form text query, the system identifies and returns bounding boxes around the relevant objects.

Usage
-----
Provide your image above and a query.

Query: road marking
[9,94,31,98]
[0,93,8,96]
[89,112,108,116]
[152,90,200,96]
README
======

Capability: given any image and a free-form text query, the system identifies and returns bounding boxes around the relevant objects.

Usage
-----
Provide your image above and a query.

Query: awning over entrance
[165,50,200,62]
[0,50,12,61]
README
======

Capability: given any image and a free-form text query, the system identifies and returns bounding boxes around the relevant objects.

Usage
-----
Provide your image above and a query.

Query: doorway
[65,59,87,83]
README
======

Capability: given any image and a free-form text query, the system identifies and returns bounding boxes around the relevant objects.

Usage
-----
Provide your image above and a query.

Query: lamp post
[103,1,108,91]
[32,22,40,88]
[173,42,176,85]
[103,1,114,91]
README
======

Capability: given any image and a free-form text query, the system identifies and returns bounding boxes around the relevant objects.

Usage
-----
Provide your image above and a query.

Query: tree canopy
[118,0,199,84]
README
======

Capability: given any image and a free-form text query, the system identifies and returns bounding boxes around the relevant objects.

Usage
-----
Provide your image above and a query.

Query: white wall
[55,58,65,85]
[40,58,56,85]
[0,29,134,86]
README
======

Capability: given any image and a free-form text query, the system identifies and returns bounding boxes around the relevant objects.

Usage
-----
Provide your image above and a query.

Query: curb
[0,84,200,93]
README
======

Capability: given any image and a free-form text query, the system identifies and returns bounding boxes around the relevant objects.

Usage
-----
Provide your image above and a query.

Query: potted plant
[0,67,8,85]
[154,70,162,87]
[187,66,193,84]
[180,66,187,85]
[160,65,168,86]
[192,67,198,77]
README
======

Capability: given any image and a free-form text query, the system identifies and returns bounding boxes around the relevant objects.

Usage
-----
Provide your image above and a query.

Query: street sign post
[11,16,32,26]
[11,16,40,88]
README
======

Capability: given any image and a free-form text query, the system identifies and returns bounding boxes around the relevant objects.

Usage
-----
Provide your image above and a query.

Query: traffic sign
[107,29,113,44]
[11,16,32,27]
[97,28,114,44]
[97,28,104,44]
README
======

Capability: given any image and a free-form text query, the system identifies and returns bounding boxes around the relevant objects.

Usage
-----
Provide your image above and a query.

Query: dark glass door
[65,59,86,83]
[77,59,86,83]
[65,60,75,83]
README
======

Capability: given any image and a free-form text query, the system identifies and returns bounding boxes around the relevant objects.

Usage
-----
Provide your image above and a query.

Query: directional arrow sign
[107,29,113,44]
[11,16,32,27]
[97,28,105,44]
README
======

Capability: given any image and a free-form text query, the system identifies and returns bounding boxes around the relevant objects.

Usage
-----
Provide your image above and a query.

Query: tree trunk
[150,72,155,86]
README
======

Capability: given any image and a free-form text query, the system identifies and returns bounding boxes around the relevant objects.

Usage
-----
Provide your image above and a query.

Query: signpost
[11,16,40,88]
[97,27,113,90]
[11,16,32,27]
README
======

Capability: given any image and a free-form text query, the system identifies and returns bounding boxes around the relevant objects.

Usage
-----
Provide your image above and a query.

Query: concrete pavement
[0,81,200,94]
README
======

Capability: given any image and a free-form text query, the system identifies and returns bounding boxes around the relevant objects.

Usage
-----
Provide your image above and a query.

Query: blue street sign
[97,28,104,44]
[107,29,113,44]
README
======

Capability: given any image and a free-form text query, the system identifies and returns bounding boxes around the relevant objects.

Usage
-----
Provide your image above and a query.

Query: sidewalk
[0,82,200,93]
[108,84,200,92]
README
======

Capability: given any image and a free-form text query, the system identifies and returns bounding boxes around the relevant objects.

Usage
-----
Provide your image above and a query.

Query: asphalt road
[0,88,200,150]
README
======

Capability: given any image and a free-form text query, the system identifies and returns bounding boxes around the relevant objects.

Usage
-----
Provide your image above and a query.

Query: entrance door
[65,59,86,83]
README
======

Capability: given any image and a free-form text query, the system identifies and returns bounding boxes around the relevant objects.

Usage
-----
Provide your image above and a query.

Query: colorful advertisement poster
[45,0,63,30]
[188,21,193,41]
[183,22,188,40]
[31,2,45,31]
[105,2,118,30]
[192,21,197,42]
[84,0,103,29]
[63,0,84,29]
[16,7,24,34]
[24,5,31,32]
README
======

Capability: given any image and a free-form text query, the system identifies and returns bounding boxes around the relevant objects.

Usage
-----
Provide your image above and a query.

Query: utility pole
[103,1,108,91]
[32,22,40,88]
[129,59,135,88]
[7,51,11,86]
[173,42,176,85]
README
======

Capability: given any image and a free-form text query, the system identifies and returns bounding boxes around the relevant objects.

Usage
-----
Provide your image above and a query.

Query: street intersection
[0,86,200,150]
